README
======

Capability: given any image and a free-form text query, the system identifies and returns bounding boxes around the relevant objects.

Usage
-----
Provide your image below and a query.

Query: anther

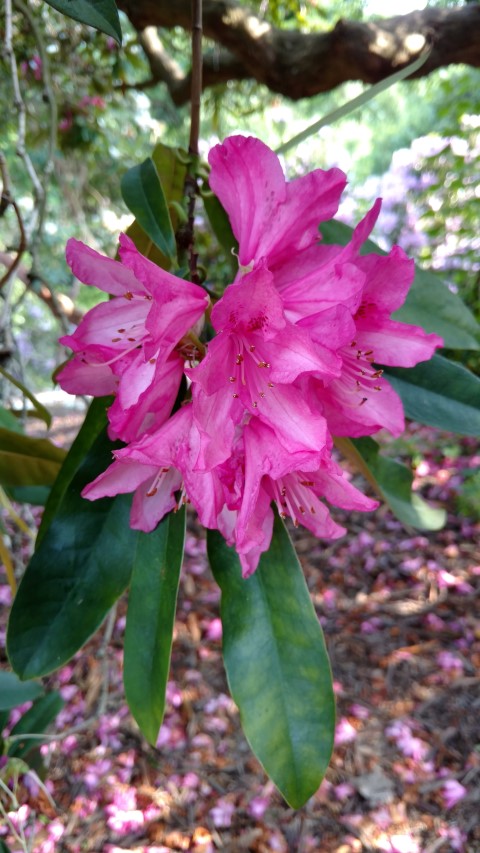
[235,354,243,364]
[149,358,156,364]
[260,392,266,398]
[124,292,133,300]
[359,397,368,406]
[257,361,270,368]
[252,401,258,408]
[146,487,158,497]
[232,393,239,398]
[229,376,236,383]
[249,345,256,352]
[267,382,275,388]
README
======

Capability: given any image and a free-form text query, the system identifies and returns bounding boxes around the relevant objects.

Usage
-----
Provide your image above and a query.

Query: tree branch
[116,1,480,104]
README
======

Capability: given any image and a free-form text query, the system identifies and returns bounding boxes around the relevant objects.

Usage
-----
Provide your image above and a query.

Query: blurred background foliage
[0,0,479,392]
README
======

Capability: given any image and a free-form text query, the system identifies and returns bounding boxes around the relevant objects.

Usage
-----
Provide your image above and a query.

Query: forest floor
[0,409,479,853]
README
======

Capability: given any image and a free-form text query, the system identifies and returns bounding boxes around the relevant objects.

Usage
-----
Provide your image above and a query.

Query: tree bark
[116,1,480,104]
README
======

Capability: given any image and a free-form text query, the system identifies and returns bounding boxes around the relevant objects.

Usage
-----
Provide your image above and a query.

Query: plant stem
[183,0,203,284]
[189,0,203,158]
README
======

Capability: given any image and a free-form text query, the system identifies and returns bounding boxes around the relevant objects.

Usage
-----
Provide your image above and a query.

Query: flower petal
[66,238,142,296]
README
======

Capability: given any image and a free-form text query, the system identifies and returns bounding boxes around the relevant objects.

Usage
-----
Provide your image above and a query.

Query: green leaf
[0,671,44,711]
[0,429,66,488]
[320,220,480,350]
[0,407,22,433]
[121,158,176,262]
[8,692,64,758]
[385,355,480,436]
[339,436,446,530]
[126,146,188,267]
[7,429,137,679]
[42,0,122,44]
[395,267,480,350]
[202,191,238,277]
[36,397,109,548]
[124,507,186,745]
[0,367,51,427]
[208,516,335,808]
[7,485,50,506]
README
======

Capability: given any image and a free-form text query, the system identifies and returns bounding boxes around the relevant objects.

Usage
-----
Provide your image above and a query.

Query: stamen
[124,292,133,300]
[85,340,147,368]
[257,361,270,368]
[249,345,256,352]
[229,376,236,383]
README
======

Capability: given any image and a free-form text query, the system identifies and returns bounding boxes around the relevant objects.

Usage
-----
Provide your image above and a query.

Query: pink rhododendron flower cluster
[58,135,442,575]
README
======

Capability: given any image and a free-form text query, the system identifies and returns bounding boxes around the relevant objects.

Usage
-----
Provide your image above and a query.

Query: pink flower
[58,234,208,441]
[209,139,443,439]
[208,135,346,270]
[61,134,443,576]
[188,262,338,464]
[442,779,467,809]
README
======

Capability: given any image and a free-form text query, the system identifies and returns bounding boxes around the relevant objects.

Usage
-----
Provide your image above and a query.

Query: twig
[0,153,27,298]
[13,0,58,266]
[180,0,203,285]
[188,0,203,158]
[4,0,44,225]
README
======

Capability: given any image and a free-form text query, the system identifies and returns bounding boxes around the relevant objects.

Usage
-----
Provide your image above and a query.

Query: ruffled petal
[355,315,443,367]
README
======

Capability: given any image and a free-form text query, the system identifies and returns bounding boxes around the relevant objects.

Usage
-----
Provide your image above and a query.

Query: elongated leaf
[124,507,186,745]
[276,48,431,156]
[0,367,51,427]
[7,430,136,679]
[151,144,188,229]
[0,429,65,488]
[8,692,64,758]
[385,355,480,436]
[202,191,238,278]
[337,436,446,530]
[126,146,188,267]
[396,267,480,350]
[42,0,122,43]
[0,671,44,711]
[208,516,335,808]
[36,397,109,547]
[0,407,22,433]
[320,220,480,350]
[121,158,176,262]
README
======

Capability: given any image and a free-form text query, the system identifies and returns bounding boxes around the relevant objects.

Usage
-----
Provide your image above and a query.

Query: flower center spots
[343,343,383,407]
[270,476,317,527]
[229,335,274,407]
